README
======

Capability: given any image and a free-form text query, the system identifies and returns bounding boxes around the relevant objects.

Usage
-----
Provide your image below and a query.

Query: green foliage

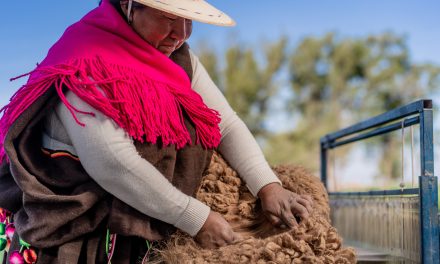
[198,38,287,137]
[197,45,220,86]
[286,33,439,175]
[196,32,440,177]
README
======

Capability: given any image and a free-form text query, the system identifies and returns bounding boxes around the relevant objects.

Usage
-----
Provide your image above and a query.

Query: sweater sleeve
[55,90,210,237]
[189,50,281,197]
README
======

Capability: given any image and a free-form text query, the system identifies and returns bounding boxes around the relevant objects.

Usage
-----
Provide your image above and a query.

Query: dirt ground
[158,152,356,263]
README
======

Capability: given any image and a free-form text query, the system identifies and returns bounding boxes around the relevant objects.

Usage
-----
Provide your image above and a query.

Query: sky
[1,0,439,105]
[0,0,439,187]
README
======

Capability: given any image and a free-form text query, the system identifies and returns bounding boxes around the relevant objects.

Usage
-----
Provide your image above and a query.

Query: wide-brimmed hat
[133,0,235,26]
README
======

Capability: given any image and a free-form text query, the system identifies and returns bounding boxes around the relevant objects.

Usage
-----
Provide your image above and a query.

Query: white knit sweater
[41,49,281,237]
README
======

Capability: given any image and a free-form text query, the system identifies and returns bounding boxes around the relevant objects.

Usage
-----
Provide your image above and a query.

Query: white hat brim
[133,0,236,26]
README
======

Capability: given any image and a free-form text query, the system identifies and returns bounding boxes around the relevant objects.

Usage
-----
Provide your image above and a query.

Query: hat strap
[127,0,133,24]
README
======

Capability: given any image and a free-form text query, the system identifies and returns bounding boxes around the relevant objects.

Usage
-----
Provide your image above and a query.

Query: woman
[0,0,313,262]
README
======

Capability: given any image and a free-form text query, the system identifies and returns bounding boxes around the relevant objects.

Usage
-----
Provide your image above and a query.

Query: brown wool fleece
[158,152,356,264]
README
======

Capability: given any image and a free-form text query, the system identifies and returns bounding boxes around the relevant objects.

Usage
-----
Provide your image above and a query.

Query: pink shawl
[0,0,221,162]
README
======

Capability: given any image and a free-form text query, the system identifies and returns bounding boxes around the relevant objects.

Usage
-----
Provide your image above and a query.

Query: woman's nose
[170,19,191,41]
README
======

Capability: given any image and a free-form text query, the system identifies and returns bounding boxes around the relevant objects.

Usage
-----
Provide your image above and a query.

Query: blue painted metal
[419,176,439,263]
[419,108,439,263]
[320,140,328,188]
[420,108,435,177]
[323,100,431,142]
[328,188,419,197]
[319,99,439,263]
[329,116,419,149]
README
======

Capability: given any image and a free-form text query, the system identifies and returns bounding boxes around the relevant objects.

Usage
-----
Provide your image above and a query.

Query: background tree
[282,32,440,177]
[196,32,440,180]
[198,38,287,138]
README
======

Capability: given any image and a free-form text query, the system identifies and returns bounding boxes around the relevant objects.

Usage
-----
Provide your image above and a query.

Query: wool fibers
[158,152,356,263]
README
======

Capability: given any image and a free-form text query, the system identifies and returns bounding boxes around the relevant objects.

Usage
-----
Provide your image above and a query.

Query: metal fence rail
[320,99,439,263]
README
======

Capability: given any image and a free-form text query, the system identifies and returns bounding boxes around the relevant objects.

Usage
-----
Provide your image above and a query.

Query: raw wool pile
[159,152,356,263]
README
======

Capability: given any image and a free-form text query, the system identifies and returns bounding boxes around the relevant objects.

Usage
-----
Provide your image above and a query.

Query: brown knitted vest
[0,43,213,263]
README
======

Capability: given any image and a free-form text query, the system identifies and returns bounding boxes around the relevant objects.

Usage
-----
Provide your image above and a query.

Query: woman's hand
[195,211,242,249]
[258,183,313,228]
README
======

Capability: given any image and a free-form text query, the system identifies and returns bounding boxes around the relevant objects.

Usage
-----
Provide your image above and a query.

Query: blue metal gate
[320,99,439,263]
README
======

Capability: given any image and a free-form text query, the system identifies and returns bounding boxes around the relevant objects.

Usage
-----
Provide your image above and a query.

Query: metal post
[320,140,328,189]
[419,108,439,264]
[420,108,434,176]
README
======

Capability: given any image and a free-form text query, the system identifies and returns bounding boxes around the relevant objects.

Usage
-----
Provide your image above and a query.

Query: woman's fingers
[222,227,240,244]
[196,211,240,248]
[260,185,316,229]
[266,213,283,227]
[280,209,298,228]
[232,232,243,243]
[296,196,313,217]
[290,198,310,220]
[301,194,314,204]
[215,239,227,248]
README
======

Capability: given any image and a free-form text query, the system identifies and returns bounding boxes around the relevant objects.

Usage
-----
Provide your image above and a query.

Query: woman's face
[122,3,193,56]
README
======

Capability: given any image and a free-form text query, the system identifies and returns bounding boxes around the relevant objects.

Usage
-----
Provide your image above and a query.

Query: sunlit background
[1,0,439,191]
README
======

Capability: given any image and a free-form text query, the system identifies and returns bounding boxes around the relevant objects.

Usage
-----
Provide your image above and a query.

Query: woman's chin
[159,46,176,56]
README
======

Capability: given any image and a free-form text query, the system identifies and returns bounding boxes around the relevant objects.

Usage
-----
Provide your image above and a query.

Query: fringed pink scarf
[0,0,221,162]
